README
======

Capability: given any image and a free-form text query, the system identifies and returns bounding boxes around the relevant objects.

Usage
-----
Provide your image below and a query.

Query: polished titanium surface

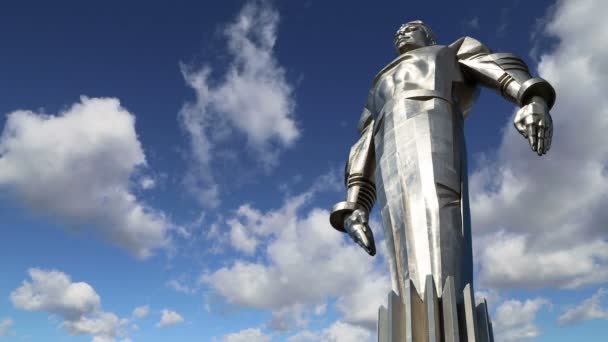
[377,276,495,342]
[330,20,555,299]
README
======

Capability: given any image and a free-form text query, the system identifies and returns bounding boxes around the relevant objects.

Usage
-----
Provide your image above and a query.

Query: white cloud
[470,0,608,289]
[320,322,372,342]
[0,318,13,337]
[131,305,149,319]
[287,321,372,342]
[156,309,184,328]
[287,330,318,342]
[139,176,156,190]
[493,298,549,342]
[477,232,608,289]
[11,268,101,320]
[202,175,390,332]
[165,279,197,295]
[10,268,128,342]
[64,312,128,339]
[475,288,502,311]
[228,218,258,254]
[558,288,608,326]
[0,96,171,258]
[219,328,271,342]
[313,303,327,316]
[179,1,299,207]
[334,273,390,330]
[218,169,341,256]
[463,17,479,31]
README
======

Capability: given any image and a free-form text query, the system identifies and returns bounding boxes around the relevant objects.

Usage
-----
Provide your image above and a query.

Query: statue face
[394,24,432,54]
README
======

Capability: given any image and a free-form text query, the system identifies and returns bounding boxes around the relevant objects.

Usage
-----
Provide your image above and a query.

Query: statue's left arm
[329,98,377,256]
[452,36,556,155]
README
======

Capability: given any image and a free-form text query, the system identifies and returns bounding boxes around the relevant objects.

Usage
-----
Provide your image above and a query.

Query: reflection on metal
[463,284,479,342]
[388,291,405,341]
[378,306,389,342]
[441,277,459,342]
[377,276,494,342]
[330,19,556,342]
[425,276,441,342]
[476,299,494,342]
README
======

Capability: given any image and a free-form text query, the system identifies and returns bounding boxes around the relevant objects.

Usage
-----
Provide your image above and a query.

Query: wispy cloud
[462,16,480,32]
[558,288,608,326]
[131,305,150,320]
[0,318,14,337]
[165,279,198,295]
[217,328,271,342]
[179,0,299,207]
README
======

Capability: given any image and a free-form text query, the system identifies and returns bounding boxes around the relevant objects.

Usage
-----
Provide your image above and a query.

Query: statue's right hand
[513,96,553,156]
[344,209,376,256]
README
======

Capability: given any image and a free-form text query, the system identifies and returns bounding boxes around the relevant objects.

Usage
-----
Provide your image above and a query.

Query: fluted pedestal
[377,275,494,342]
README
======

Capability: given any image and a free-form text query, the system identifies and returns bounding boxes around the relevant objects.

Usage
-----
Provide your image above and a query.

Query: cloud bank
[202,173,389,337]
[470,0,608,290]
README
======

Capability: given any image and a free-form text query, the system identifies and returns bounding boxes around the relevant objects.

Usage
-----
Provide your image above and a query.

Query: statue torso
[369,45,477,117]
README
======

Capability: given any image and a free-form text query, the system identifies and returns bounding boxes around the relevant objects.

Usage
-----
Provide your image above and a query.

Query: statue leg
[375,98,471,298]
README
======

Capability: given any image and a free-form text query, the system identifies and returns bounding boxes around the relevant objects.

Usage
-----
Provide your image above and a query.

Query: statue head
[393,20,437,54]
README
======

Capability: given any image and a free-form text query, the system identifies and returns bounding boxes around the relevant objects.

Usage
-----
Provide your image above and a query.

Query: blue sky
[0,0,607,341]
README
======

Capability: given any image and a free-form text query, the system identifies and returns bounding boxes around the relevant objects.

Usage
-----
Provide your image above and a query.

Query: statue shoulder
[450,36,492,59]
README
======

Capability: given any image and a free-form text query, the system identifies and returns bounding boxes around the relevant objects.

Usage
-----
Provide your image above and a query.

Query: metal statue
[329,20,555,337]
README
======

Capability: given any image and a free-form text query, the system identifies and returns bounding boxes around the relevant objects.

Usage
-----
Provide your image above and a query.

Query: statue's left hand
[514,96,553,156]
[344,209,376,256]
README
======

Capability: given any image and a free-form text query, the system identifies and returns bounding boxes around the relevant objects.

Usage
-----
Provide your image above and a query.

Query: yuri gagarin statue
[330,20,555,298]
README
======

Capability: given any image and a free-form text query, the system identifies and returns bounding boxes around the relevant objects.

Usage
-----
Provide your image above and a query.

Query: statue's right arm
[451,36,556,109]
[452,36,556,154]
[329,100,377,233]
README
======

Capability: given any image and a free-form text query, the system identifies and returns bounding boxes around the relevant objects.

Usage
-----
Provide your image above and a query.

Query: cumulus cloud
[470,0,608,289]
[131,306,149,319]
[11,268,101,320]
[558,288,608,326]
[492,298,549,342]
[179,0,299,207]
[0,96,171,258]
[202,175,390,332]
[10,268,128,342]
[219,328,271,342]
[0,319,14,337]
[64,312,128,339]
[228,217,259,254]
[156,309,184,328]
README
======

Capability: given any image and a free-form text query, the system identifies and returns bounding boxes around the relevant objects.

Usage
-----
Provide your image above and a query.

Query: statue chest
[370,45,463,114]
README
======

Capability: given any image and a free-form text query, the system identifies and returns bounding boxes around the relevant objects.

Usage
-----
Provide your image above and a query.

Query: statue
[329,21,555,341]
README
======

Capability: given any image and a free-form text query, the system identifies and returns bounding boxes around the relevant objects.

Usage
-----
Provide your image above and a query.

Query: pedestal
[377,275,494,342]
